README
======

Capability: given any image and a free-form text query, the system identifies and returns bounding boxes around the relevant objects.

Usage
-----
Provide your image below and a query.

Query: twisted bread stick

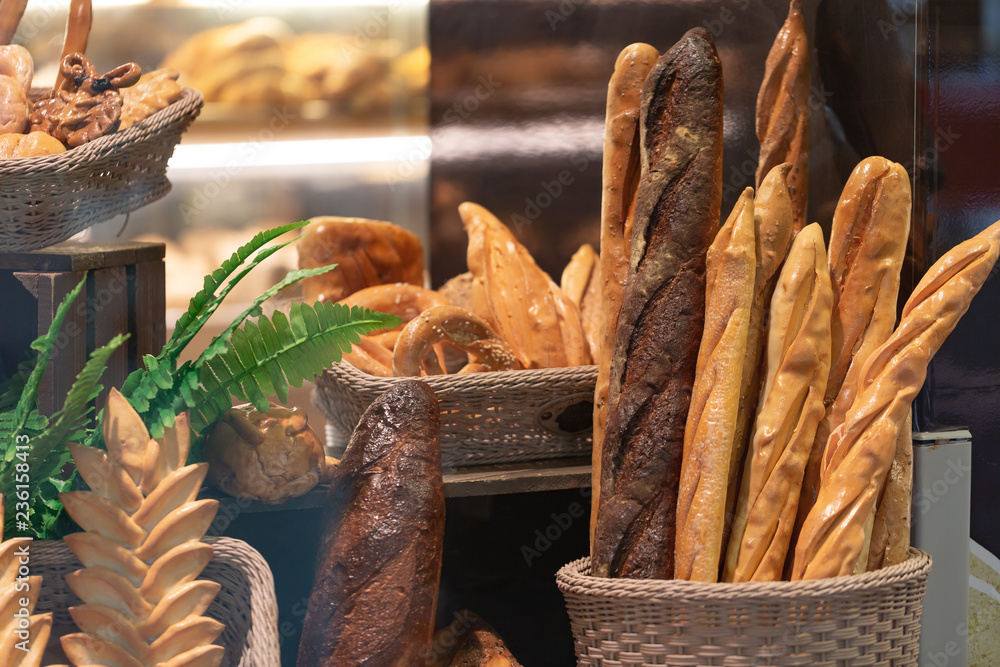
[756,0,810,231]
[674,187,756,582]
[793,220,1000,579]
[723,223,832,582]
[590,42,658,552]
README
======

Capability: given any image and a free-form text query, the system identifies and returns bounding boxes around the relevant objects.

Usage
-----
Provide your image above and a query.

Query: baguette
[561,243,602,359]
[793,220,1000,579]
[723,223,832,582]
[592,28,722,579]
[461,202,588,369]
[590,42,658,551]
[298,379,444,665]
[674,187,756,582]
[721,162,795,556]
[797,157,911,530]
[756,0,809,231]
[867,412,913,570]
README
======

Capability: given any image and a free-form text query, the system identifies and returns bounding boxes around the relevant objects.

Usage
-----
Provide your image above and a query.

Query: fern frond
[12,276,86,432]
[189,302,399,433]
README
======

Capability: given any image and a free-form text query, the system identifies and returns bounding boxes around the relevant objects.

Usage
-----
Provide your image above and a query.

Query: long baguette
[592,27,722,579]
[797,157,911,531]
[590,42,658,552]
[867,411,913,570]
[756,0,809,231]
[722,223,832,582]
[674,187,756,582]
[721,162,795,556]
[792,220,1000,580]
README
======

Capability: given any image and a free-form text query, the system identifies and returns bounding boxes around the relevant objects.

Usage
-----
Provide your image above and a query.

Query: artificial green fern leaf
[189,301,399,434]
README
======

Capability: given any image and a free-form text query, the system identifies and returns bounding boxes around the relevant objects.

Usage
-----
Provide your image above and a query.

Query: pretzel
[55,0,92,91]
[392,305,522,376]
[30,53,140,147]
[0,0,27,46]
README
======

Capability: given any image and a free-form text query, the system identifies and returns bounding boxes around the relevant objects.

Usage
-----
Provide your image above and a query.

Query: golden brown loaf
[59,389,224,667]
[793,220,1000,580]
[298,217,424,304]
[798,157,911,531]
[460,201,588,369]
[590,42,659,551]
[428,612,523,667]
[723,223,832,582]
[867,411,913,571]
[120,68,183,129]
[0,131,65,158]
[674,187,756,582]
[722,162,795,555]
[592,28,723,579]
[298,380,444,666]
[756,0,810,231]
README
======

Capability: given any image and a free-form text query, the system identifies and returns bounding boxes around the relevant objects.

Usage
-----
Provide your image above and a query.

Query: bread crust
[592,28,722,579]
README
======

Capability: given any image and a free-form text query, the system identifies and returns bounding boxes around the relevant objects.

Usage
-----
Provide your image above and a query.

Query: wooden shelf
[201,458,591,515]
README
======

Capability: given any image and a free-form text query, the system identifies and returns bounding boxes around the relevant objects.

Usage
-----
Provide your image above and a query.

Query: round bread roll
[298,216,424,303]
[0,131,65,159]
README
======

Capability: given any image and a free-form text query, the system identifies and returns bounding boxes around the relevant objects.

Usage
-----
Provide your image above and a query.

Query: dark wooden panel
[33,271,87,416]
[91,267,130,407]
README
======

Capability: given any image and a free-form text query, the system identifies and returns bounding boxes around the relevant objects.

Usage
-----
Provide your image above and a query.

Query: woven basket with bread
[0,0,203,251]
[306,212,601,467]
[564,4,1000,663]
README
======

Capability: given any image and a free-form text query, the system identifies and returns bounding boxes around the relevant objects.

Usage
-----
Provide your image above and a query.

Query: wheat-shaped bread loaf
[674,187,756,582]
[723,223,832,582]
[797,157,911,533]
[792,220,1000,580]
[592,28,722,579]
[721,163,795,556]
[756,0,810,231]
[0,495,52,667]
[589,42,658,551]
[460,202,588,369]
[59,388,223,667]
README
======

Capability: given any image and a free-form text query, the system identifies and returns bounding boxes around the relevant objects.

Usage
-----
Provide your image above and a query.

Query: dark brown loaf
[298,380,444,666]
[592,27,723,579]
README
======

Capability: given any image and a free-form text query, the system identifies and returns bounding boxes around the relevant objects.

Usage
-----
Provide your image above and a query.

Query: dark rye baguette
[298,380,445,666]
[592,27,723,579]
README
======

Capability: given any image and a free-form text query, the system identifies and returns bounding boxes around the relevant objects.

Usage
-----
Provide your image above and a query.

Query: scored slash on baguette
[60,388,224,667]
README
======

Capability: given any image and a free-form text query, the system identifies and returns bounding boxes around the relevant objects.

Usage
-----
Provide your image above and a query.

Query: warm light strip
[25,0,427,8]
[168,135,432,170]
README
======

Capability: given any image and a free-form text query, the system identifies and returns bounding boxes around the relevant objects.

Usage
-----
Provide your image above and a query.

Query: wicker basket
[315,362,597,467]
[0,88,204,252]
[556,549,932,666]
[32,536,279,667]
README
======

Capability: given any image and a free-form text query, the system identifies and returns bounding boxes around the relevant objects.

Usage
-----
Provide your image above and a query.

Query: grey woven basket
[32,536,279,667]
[0,88,204,252]
[315,362,598,467]
[556,549,932,667]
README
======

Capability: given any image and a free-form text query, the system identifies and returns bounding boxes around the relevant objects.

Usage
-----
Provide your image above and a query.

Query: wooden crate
[0,242,165,415]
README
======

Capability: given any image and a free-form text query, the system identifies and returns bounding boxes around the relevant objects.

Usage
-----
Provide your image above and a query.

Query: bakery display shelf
[200,457,591,514]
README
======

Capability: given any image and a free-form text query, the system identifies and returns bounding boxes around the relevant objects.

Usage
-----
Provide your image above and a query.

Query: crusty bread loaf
[461,202,588,369]
[560,244,601,359]
[793,220,1000,580]
[298,380,444,665]
[590,42,659,551]
[756,0,810,231]
[797,157,911,534]
[721,162,795,558]
[722,223,832,583]
[428,611,523,667]
[298,217,424,304]
[59,390,224,667]
[592,28,722,579]
[867,411,913,570]
[674,187,756,582]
